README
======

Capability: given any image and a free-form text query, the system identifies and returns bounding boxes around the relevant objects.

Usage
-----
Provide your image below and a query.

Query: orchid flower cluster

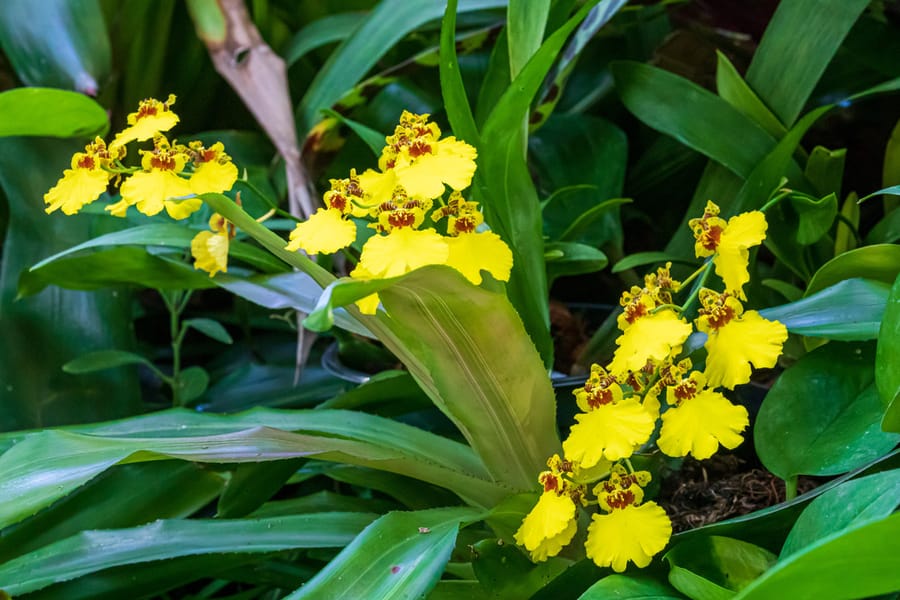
[43,95,239,277]
[514,200,789,572]
[284,110,513,313]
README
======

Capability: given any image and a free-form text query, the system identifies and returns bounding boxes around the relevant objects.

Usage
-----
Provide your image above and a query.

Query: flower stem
[784,476,798,501]
[679,259,713,315]
[160,289,194,407]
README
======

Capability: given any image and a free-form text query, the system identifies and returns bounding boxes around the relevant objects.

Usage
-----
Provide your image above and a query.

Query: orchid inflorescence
[514,200,788,572]
[284,110,513,313]
[44,95,239,277]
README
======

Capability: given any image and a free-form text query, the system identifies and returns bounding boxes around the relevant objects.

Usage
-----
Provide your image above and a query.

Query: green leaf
[757,278,890,341]
[62,350,155,375]
[19,247,217,295]
[760,278,803,303]
[805,244,900,295]
[865,205,900,245]
[611,61,777,179]
[715,51,785,139]
[0,88,108,138]
[732,513,900,600]
[175,366,210,405]
[184,318,233,345]
[579,574,684,599]
[216,459,305,518]
[283,11,366,66]
[440,0,480,146]
[834,192,860,256]
[805,146,846,197]
[780,469,900,558]
[612,252,696,274]
[858,184,900,204]
[878,274,900,431]
[0,513,376,596]
[666,536,776,599]
[754,342,900,480]
[0,407,503,528]
[545,241,608,284]
[472,537,569,599]
[298,0,509,132]
[306,266,561,491]
[283,508,480,600]
[0,0,110,94]
[507,0,549,78]
[744,0,869,126]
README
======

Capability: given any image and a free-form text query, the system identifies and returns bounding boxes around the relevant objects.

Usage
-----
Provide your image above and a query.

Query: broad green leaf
[0,512,375,596]
[733,513,900,600]
[755,342,900,480]
[0,138,141,430]
[611,61,777,179]
[0,462,224,564]
[0,0,110,94]
[715,51,785,139]
[283,11,366,66]
[183,318,233,345]
[298,0,508,132]
[284,508,480,600]
[62,350,155,375]
[805,244,900,296]
[306,266,561,491]
[865,206,900,245]
[0,408,503,528]
[0,88,107,138]
[666,536,776,599]
[612,252,696,274]
[579,574,683,599]
[430,581,493,600]
[440,0,480,146]
[558,198,631,243]
[781,469,900,557]
[251,490,397,518]
[758,278,889,341]
[744,0,869,127]
[19,247,217,295]
[878,274,900,431]
[857,184,900,204]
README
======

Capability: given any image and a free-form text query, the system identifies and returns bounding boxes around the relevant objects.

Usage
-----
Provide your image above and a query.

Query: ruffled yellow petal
[191,230,229,277]
[44,167,109,215]
[585,502,672,572]
[358,168,397,210]
[164,197,203,220]
[348,264,381,315]
[713,211,767,298]
[357,227,448,279]
[117,170,194,217]
[562,399,655,466]
[393,137,477,199]
[704,311,787,389]
[658,389,749,459]
[514,491,578,562]
[444,231,513,284]
[609,309,693,374]
[286,208,357,255]
[190,160,238,195]
[112,95,179,147]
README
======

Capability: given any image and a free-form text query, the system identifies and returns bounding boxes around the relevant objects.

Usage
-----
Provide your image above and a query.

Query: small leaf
[176,366,210,405]
[0,88,108,138]
[666,536,776,598]
[62,350,154,374]
[856,184,900,204]
[755,342,900,479]
[579,574,683,599]
[877,274,900,431]
[321,108,385,157]
[780,469,900,558]
[612,252,696,274]
[805,244,900,295]
[184,318,233,345]
[545,241,608,284]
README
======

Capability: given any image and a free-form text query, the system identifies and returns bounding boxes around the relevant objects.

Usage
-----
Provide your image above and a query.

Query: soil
[657,453,821,533]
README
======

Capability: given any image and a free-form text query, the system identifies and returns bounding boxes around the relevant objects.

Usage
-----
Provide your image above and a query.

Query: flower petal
[119,170,193,217]
[704,311,787,389]
[658,389,749,459]
[562,399,655,466]
[585,502,672,572]
[514,491,578,562]
[44,167,109,215]
[609,309,693,374]
[444,231,513,284]
[286,208,357,255]
[357,227,449,279]
[191,230,229,277]
[713,211,767,298]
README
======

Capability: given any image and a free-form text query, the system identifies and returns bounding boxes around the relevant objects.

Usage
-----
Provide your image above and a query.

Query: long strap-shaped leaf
[0,411,506,528]
[285,507,482,600]
[0,512,376,596]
